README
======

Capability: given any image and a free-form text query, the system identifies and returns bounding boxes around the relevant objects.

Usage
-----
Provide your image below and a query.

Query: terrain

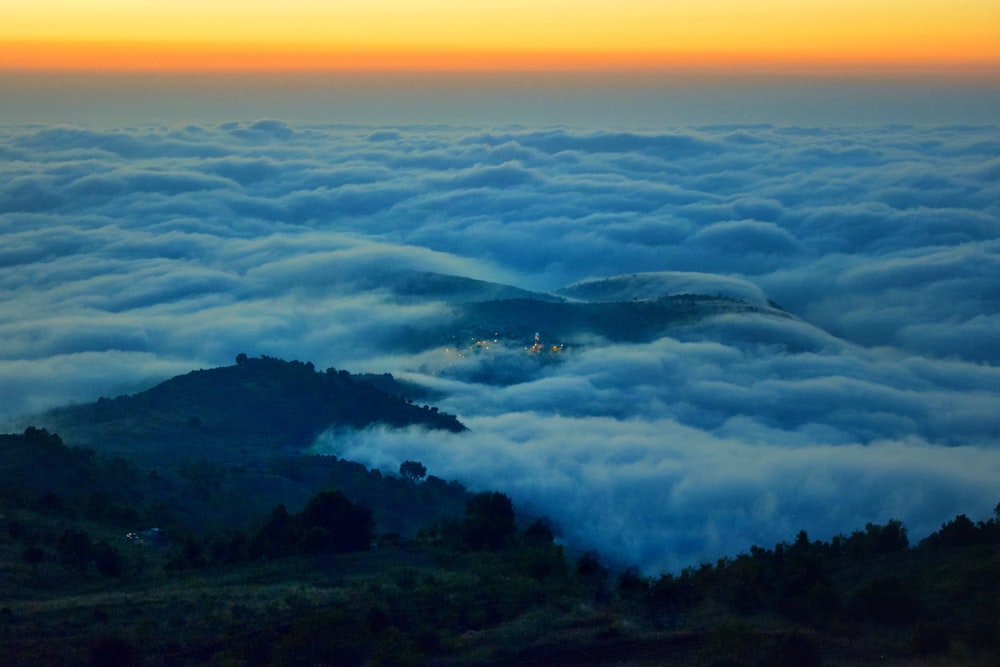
[1,276,997,665]
[2,425,998,666]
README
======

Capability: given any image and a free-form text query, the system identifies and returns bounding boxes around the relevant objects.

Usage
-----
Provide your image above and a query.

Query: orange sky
[3,1,999,73]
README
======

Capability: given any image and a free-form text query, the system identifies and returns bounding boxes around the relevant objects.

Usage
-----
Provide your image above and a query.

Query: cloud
[1,120,998,573]
[317,417,1000,574]
[426,327,1000,448]
[691,219,800,257]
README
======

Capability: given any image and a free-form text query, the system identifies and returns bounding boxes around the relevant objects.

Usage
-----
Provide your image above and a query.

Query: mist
[2,118,997,572]
[2,71,999,127]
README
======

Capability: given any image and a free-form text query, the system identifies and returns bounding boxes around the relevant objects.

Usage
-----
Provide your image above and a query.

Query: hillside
[321,269,796,357]
[1,422,997,666]
[30,355,464,467]
[1,362,998,665]
[379,269,564,304]
[450,293,788,347]
[556,271,773,306]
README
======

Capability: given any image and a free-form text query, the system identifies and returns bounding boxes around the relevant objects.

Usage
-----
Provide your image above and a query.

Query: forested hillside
[2,422,997,665]
[1,356,997,665]
[28,355,464,466]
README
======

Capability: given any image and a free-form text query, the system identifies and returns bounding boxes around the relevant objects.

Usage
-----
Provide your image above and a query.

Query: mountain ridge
[28,355,464,467]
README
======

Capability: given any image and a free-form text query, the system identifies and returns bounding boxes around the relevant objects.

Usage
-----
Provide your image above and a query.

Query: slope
[30,355,464,467]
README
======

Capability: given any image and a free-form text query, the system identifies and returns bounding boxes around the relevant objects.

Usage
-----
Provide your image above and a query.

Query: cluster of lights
[444,331,565,359]
[526,332,563,354]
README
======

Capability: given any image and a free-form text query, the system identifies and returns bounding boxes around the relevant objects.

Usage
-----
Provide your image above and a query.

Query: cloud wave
[2,121,998,571]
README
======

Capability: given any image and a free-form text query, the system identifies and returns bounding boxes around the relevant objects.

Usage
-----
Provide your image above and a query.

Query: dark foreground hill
[1,420,998,664]
[30,355,464,467]
[2,336,997,664]
[2,422,997,666]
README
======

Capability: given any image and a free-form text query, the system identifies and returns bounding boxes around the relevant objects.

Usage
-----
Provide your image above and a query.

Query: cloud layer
[323,420,1000,573]
[2,121,998,571]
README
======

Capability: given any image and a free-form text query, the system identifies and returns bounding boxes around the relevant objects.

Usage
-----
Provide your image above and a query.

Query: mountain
[450,292,787,348]
[377,269,564,304]
[30,355,464,467]
[371,270,794,359]
[555,271,774,306]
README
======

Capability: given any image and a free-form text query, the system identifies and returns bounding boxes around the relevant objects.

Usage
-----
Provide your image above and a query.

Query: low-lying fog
[2,121,998,571]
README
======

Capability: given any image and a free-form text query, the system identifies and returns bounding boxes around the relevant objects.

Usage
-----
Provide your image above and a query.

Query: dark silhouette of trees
[299,490,375,554]
[22,546,45,573]
[844,519,909,557]
[576,551,611,602]
[399,461,427,482]
[251,504,297,560]
[461,492,516,551]
[925,513,978,549]
[910,621,951,656]
[89,635,137,667]
[523,518,555,545]
[399,460,427,482]
[93,541,125,577]
[851,575,922,624]
[250,491,375,559]
[57,529,93,571]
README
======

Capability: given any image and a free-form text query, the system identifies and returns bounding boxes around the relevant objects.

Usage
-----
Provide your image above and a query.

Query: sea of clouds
[2,120,998,572]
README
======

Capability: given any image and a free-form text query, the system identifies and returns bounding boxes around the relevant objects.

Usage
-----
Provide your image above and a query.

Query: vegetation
[453,293,788,346]
[2,357,997,665]
[28,355,464,467]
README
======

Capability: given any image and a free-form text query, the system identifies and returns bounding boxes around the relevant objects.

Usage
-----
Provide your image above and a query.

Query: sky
[1,2,998,573]
[3,1,1000,72]
[3,1,999,127]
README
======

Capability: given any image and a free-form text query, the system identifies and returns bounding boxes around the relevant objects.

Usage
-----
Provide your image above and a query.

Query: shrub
[910,622,950,656]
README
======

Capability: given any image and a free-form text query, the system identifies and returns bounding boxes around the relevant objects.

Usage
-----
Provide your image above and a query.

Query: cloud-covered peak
[557,271,771,306]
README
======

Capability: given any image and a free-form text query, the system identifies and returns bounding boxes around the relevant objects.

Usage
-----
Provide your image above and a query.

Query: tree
[22,546,45,573]
[399,460,427,482]
[57,529,94,571]
[93,541,125,577]
[852,576,921,624]
[298,490,375,553]
[933,514,978,548]
[576,551,607,581]
[576,551,610,602]
[252,504,297,559]
[461,492,516,551]
[89,635,137,667]
[523,518,555,545]
[845,519,908,557]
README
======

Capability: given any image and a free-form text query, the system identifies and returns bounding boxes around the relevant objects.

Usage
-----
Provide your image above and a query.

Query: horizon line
[3,41,999,79]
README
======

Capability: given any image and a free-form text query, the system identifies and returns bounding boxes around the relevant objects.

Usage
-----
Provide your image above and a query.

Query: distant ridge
[30,355,465,466]
[374,269,768,308]
[382,269,564,304]
[369,270,791,348]
[557,272,771,306]
[449,293,788,347]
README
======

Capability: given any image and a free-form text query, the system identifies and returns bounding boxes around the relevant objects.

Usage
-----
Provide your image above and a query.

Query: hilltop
[404,271,790,348]
[29,355,464,467]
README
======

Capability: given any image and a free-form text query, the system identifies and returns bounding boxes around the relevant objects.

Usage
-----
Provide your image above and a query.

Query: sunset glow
[3,0,999,73]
